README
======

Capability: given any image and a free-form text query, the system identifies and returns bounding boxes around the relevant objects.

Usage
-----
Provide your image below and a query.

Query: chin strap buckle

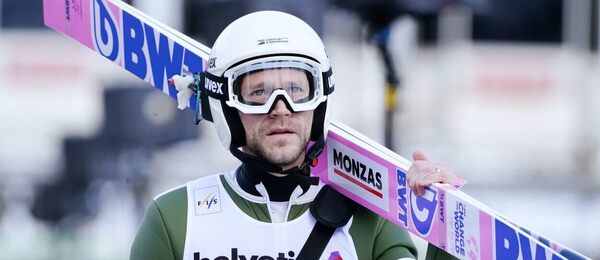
[298,136,325,173]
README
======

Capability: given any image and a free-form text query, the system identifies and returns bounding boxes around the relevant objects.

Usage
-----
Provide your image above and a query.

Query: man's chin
[265,134,302,148]
[261,145,305,167]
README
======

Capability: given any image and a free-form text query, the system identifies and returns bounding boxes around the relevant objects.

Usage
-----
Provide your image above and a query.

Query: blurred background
[1,0,599,259]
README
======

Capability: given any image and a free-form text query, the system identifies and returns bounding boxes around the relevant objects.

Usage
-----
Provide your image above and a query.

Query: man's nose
[269,99,292,117]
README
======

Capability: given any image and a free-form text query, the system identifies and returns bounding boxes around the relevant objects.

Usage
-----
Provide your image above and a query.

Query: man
[131,11,457,260]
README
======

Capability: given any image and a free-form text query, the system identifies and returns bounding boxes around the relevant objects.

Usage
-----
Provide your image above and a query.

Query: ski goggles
[201,56,334,114]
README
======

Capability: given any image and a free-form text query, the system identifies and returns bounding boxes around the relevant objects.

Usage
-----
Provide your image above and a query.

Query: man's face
[238,68,314,170]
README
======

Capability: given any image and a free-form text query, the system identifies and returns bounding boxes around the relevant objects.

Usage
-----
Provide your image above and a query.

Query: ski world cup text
[92,0,204,98]
[453,202,467,257]
[194,249,297,260]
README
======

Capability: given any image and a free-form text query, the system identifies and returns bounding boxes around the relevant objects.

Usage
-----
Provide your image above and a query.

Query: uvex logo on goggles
[200,72,229,99]
[205,77,224,95]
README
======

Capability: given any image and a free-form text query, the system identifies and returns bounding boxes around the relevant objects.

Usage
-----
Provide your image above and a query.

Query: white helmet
[199,11,335,150]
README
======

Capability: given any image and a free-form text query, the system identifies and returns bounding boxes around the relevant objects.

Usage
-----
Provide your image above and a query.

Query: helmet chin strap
[298,134,325,173]
[231,138,324,201]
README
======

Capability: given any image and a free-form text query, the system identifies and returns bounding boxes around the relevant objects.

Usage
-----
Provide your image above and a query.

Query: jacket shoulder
[131,185,188,260]
[350,205,417,260]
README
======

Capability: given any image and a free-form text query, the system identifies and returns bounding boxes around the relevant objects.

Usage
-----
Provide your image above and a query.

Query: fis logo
[194,248,297,260]
[198,193,219,210]
[91,0,204,98]
[410,187,438,237]
[194,186,222,215]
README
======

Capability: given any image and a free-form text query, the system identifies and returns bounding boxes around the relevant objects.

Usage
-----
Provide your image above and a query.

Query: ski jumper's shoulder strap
[297,185,356,260]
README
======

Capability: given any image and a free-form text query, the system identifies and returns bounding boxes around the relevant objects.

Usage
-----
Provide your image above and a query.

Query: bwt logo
[495,220,563,260]
[410,187,438,237]
[92,0,204,97]
[398,169,440,232]
[64,0,71,21]
[332,148,383,197]
[396,169,408,228]
[198,193,219,210]
[92,0,119,61]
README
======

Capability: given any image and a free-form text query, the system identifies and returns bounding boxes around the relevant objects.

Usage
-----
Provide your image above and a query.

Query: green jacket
[131,174,457,260]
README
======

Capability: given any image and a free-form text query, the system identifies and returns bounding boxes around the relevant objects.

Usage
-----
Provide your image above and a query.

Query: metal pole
[375,27,400,150]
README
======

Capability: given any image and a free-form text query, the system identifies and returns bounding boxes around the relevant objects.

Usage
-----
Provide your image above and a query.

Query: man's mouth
[267,127,295,136]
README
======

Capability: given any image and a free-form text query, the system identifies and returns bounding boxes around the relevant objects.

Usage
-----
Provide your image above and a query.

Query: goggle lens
[234,67,315,106]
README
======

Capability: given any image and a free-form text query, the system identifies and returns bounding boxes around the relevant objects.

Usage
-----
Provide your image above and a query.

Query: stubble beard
[244,120,309,169]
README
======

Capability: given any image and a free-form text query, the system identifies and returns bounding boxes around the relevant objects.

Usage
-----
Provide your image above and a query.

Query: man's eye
[290,86,303,93]
[250,89,265,96]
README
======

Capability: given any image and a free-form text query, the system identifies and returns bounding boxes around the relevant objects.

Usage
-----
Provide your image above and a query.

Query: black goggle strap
[194,71,230,124]
[199,71,229,100]
[322,68,334,95]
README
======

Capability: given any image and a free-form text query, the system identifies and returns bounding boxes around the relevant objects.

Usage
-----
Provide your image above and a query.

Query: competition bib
[182,174,358,260]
